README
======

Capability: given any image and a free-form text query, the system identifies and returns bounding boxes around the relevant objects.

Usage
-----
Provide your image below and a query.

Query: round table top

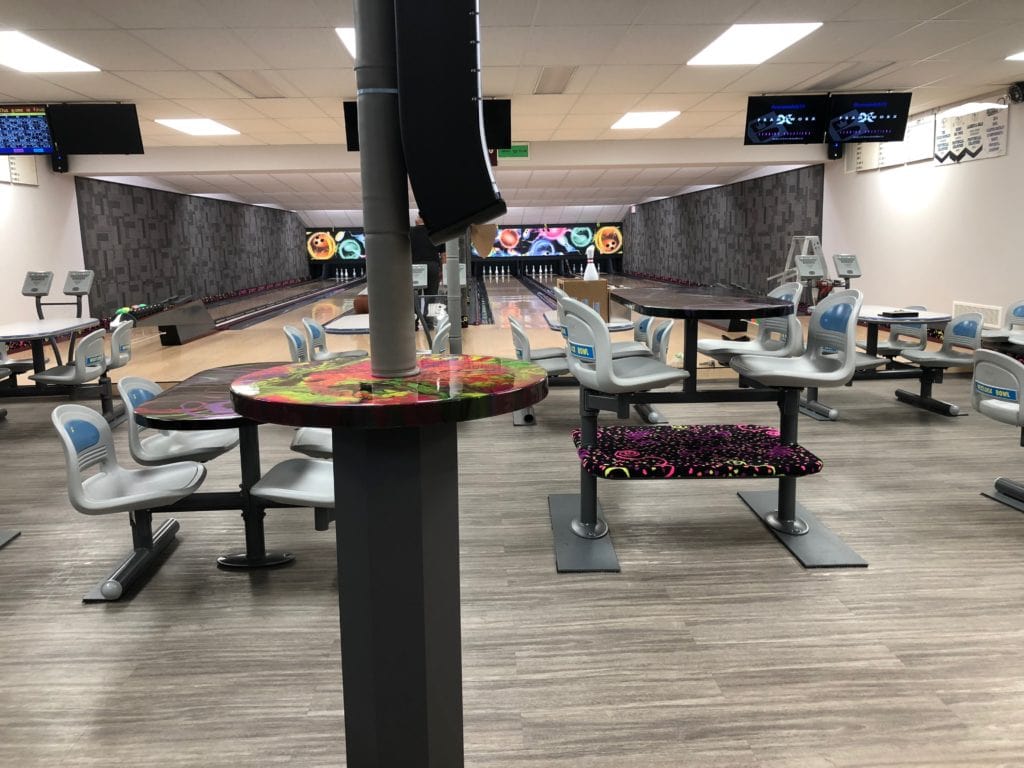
[135,362,286,430]
[610,284,792,320]
[859,305,951,324]
[229,354,550,429]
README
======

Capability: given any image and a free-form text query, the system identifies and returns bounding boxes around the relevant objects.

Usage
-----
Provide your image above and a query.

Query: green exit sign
[497,144,529,159]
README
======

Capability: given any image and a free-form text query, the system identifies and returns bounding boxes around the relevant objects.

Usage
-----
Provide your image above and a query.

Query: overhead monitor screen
[306,229,366,261]
[744,95,828,145]
[475,224,623,258]
[826,93,912,143]
[0,105,53,155]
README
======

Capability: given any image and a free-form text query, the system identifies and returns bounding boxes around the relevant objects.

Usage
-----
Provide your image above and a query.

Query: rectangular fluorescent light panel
[1007,51,1024,61]
[335,27,357,59]
[612,111,680,130]
[688,23,822,66]
[937,102,1007,118]
[0,31,99,72]
[155,118,239,136]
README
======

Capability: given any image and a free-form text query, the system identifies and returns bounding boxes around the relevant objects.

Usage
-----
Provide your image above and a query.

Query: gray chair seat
[609,339,652,358]
[528,345,567,360]
[290,426,333,459]
[533,356,571,376]
[981,299,1024,343]
[250,458,334,509]
[1008,330,1024,346]
[982,328,1010,342]
[699,281,804,366]
[900,348,974,368]
[854,351,886,370]
[857,305,928,357]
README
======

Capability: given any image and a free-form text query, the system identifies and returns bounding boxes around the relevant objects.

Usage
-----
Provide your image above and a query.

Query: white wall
[822,102,1024,317]
[0,162,85,325]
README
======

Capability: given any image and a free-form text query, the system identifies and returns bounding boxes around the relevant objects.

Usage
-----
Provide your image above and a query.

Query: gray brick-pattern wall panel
[622,165,824,291]
[75,178,307,317]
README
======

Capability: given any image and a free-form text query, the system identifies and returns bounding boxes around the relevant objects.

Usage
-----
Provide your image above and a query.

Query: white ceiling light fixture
[0,31,98,72]
[155,118,240,136]
[937,101,1007,118]
[335,27,357,59]
[611,111,680,130]
[1006,51,1024,61]
[688,23,822,66]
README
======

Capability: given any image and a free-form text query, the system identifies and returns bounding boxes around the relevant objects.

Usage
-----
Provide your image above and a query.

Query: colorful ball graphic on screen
[540,227,568,240]
[595,226,623,255]
[339,238,363,259]
[307,231,338,260]
[528,239,556,256]
[570,227,593,248]
[498,229,520,249]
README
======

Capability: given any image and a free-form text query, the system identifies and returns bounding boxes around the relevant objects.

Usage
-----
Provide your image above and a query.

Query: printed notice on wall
[934,106,1008,165]
[8,155,38,186]
[0,158,10,183]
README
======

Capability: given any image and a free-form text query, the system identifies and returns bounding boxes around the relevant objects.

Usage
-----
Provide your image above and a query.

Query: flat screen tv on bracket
[0,105,54,155]
[826,92,912,143]
[744,95,828,145]
[45,103,144,154]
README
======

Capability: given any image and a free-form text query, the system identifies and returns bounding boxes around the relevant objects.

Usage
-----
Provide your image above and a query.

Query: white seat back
[559,294,614,392]
[283,324,309,362]
[117,376,166,463]
[805,289,864,379]
[71,328,109,382]
[51,404,121,515]
[757,281,804,355]
[972,349,1024,428]
[302,317,331,359]
[649,320,674,363]
[431,317,451,354]
[106,319,133,370]
[940,312,984,354]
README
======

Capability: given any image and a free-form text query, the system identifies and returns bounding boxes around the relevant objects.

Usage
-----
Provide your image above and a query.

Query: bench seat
[573,424,823,480]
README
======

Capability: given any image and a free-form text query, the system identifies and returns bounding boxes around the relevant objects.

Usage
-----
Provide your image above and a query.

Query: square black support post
[332,424,464,767]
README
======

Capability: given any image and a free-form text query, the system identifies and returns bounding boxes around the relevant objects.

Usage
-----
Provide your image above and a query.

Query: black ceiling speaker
[394,0,506,244]
[1009,82,1024,104]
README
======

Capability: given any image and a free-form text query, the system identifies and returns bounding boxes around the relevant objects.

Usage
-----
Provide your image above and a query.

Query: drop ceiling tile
[634,0,757,25]
[277,117,343,133]
[630,93,713,111]
[857,19,1007,59]
[197,0,332,28]
[233,29,349,70]
[531,0,644,26]
[522,27,634,66]
[722,62,841,92]
[170,99,267,120]
[131,29,269,70]
[26,30,184,70]
[609,25,735,65]
[113,71,238,99]
[512,114,565,131]
[276,69,357,99]
[81,0,218,28]
[771,21,922,62]
[0,75,90,102]
[738,0,864,22]
[568,94,641,114]
[480,27,532,67]
[580,66,678,94]
[478,0,540,27]
[938,0,1024,20]
[655,66,749,93]
[0,0,112,28]
[513,94,580,115]
[249,132,314,145]
[37,72,162,101]
[247,98,329,119]
[837,0,966,21]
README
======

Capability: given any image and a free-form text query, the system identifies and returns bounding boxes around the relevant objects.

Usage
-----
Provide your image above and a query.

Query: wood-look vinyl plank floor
[1,283,1021,766]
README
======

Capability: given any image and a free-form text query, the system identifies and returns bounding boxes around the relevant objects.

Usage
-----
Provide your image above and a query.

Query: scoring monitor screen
[826,93,912,143]
[0,105,53,155]
[744,95,828,145]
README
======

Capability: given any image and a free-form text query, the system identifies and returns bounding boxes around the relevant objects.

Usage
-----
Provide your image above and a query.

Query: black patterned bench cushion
[573,424,823,479]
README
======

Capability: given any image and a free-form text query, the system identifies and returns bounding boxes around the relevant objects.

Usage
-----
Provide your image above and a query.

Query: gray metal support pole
[446,236,463,354]
[356,0,418,378]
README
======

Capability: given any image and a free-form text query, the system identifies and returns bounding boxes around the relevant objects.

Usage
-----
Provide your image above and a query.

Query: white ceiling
[5,0,1024,225]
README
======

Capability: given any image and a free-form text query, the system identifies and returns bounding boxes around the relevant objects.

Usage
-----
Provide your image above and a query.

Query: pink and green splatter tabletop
[229,354,549,429]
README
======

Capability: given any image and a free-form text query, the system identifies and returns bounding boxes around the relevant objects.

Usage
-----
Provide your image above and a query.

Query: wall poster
[934,106,1008,165]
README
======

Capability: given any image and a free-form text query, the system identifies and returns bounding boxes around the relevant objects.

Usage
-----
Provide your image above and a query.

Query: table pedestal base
[548,494,621,573]
[216,551,295,569]
[738,490,867,568]
[332,423,464,767]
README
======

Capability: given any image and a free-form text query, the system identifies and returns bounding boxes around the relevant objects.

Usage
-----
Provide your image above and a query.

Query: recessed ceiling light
[155,118,239,136]
[335,27,357,59]
[1006,51,1024,61]
[0,31,98,72]
[688,23,822,66]
[611,111,680,130]
[937,101,1007,118]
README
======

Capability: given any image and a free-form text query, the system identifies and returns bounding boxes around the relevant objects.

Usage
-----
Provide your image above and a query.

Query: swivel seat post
[573,387,608,539]
[768,388,809,535]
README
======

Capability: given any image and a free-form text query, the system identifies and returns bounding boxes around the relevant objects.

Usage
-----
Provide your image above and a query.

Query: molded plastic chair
[290,427,333,459]
[118,376,240,465]
[982,299,1024,342]
[302,317,368,362]
[104,319,134,371]
[648,319,675,364]
[250,457,336,531]
[284,324,310,362]
[896,312,983,416]
[972,349,1024,512]
[51,403,207,601]
[29,327,107,386]
[0,342,36,375]
[509,316,564,361]
[697,281,804,366]
[560,293,689,395]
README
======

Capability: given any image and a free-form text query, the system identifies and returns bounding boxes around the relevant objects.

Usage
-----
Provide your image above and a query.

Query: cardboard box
[557,278,609,320]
